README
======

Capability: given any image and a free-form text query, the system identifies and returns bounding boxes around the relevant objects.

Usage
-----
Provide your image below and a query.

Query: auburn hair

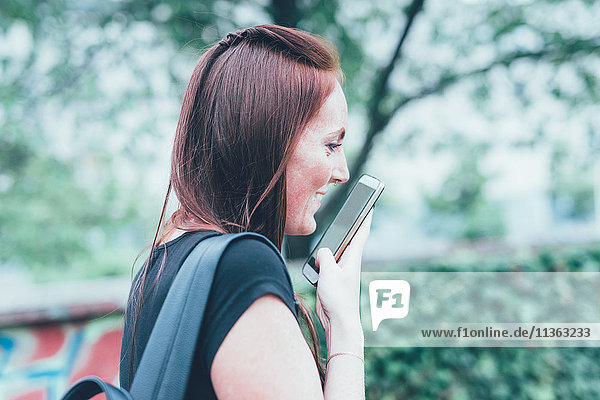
[131,25,342,384]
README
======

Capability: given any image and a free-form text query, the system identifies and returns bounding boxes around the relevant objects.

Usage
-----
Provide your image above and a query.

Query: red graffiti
[29,326,66,362]
[68,328,122,385]
[9,388,46,400]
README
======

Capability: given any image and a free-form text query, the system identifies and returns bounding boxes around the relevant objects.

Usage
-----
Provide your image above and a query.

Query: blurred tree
[1,0,600,272]
[549,143,595,222]
[0,0,206,273]
[424,139,505,240]
[271,0,600,256]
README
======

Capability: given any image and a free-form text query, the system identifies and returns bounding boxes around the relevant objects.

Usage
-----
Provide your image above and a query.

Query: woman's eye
[327,143,342,152]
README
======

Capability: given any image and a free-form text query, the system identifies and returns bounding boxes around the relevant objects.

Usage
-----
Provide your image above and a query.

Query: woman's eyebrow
[329,127,345,140]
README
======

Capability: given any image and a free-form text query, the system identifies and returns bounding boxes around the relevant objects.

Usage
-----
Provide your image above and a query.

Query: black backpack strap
[118,230,218,391]
[129,232,271,400]
[62,376,132,400]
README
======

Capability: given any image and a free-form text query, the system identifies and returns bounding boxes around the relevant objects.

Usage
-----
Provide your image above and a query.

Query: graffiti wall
[0,315,123,400]
[0,275,130,400]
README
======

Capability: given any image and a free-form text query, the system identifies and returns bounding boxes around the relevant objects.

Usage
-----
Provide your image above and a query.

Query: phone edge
[301,175,385,285]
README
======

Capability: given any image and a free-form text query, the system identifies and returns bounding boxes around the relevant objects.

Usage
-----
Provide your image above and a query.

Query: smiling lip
[314,192,326,208]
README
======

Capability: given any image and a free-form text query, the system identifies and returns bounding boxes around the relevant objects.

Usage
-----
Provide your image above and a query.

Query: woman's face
[285,80,350,235]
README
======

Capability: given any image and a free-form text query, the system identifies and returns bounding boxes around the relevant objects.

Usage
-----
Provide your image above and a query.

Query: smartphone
[302,174,385,286]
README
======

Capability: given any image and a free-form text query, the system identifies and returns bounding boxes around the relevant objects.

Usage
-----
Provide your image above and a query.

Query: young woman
[120,24,372,399]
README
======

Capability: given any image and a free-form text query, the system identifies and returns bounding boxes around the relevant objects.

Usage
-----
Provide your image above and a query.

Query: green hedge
[364,346,600,399]
[296,244,600,399]
[362,245,600,399]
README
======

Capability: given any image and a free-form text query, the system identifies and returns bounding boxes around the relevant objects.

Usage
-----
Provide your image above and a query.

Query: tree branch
[368,0,425,116]
[317,0,426,224]
[319,36,600,227]
[392,36,600,113]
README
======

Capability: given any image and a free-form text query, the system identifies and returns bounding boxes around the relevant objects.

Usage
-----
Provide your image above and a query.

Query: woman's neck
[156,227,187,246]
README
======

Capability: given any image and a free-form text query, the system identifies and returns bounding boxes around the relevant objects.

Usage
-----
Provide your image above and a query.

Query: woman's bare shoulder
[210,295,323,400]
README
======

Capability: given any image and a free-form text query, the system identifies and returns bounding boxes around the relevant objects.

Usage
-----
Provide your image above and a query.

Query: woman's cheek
[286,176,309,216]
[306,153,330,183]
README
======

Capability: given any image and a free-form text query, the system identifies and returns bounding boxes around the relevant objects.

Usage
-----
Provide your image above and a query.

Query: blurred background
[1,0,600,398]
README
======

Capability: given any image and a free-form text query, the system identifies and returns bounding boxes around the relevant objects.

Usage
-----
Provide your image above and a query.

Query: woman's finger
[316,247,336,275]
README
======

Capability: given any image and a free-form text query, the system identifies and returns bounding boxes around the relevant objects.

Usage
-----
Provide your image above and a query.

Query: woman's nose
[333,152,350,183]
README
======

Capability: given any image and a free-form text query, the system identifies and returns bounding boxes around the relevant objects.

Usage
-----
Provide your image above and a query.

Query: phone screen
[305,178,381,275]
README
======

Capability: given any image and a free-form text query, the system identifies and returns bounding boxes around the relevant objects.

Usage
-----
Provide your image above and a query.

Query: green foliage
[358,245,600,399]
[365,346,600,399]
[424,140,505,240]
[3,0,600,268]
[0,0,186,279]
[549,144,595,221]
[0,135,140,274]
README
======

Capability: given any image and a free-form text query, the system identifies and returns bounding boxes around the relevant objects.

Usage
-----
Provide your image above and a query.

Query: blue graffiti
[0,335,15,378]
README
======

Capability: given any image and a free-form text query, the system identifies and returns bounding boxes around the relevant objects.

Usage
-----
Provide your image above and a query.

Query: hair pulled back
[133,25,342,384]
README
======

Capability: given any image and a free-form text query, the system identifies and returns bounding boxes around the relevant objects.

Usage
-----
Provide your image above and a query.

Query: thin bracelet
[326,352,364,367]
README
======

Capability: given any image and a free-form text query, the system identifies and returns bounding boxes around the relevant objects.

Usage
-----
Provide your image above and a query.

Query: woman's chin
[285,218,317,236]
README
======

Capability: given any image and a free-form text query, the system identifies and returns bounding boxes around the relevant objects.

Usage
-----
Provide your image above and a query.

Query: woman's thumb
[316,247,336,275]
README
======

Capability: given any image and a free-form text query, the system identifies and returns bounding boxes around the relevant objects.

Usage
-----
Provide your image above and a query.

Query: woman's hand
[315,210,372,353]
